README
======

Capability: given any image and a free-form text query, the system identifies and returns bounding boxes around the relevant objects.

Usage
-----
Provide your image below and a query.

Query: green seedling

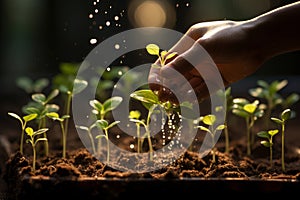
[95,119,120,163]
[128,110,143,153]
[129,105,158,161]
[25,127,48,172]
[16,76,49,94]
[22,89,60,156]
[46,112,70,158]
[76,123,98,155]
[232,98,265,155]
[215,87,234,153]
[249,79,299,129]
[89,96,123,161]
[195,114,226,163]
[146,43,177,67]
[7,112,38,154]
[257,129,279,168]
[270,108,292,172]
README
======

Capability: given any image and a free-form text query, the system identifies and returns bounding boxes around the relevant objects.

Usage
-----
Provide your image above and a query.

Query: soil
[1,96,300,199]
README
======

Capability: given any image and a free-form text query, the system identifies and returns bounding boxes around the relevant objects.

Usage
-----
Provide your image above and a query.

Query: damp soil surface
[1,98,300,199]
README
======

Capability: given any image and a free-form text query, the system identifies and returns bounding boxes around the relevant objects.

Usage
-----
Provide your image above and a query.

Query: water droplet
[90,38,97,44]
[114,16,119,21]
[89,14,93,19]
[106,21,111,26]
[95,9,98,13]
[175,3,179,8]
[116,135,120,139]
[114,44,120,50]
[129,144,135,149]
[118,71,123,76]
[186,2,190,7]
[99,25,103,30]
[106,67,111,71]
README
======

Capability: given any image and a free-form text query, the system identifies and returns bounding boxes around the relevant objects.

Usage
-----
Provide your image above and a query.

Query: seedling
[16,76,49,94]
[76,123,98,155]
[128,110,143,153]
[22,89,60,156]
[195,114,226,163]
[146,43,177,67]
[89,96,123,162]
[249,79,299,129]
[95,119,120,163]
[257,129,279,168]
[7,112,38,154]
[46,112,70,158]
[270,108,292,172]
[215,87,234,153]
[25,127,48,172]
[232,98,265,155]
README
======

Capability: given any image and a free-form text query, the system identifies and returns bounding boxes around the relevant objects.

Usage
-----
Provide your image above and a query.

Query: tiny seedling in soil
[46,112,70,158]
[25,127,48,172]
[270,108,293,172]
[128,110,143,153]
[232,98,265,155]
[195,114,226,163]
[7,112,38,154]
[257,129,279,168]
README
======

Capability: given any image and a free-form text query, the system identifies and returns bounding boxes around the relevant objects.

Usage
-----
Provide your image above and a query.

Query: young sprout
[46,112,70,158]
[257,129,279,168]
[215,87,234,153]
[195,114,226,163]
[95,119,120,163]
[76,123,98,155]
[232,98,265,155]
[25,127,48,172]
[7,112,38,154]
[146,43,177,67]
[129,105,157,161]
[128,110,143,153]
[16,76,49,94]
[270,108,292,172]
[22,89,60,156]
[249,79,299,129]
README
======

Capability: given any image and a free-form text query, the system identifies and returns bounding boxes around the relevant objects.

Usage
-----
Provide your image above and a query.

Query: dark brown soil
[2,98,300,199]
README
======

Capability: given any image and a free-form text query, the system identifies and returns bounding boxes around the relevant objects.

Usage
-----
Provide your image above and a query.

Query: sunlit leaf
[146,44,160,56]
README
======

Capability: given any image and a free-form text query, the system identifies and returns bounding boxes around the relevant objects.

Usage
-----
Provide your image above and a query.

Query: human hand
[148,20,266,104]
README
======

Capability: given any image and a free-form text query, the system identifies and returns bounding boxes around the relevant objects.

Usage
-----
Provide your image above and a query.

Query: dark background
[1,0,299,96]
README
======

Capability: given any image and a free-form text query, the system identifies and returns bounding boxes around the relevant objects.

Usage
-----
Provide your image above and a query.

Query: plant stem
[281,123,286,172]
[60,121,66,158]
[32,145,36,172]
[63,92,72,156]
[136,123,141,153]
[245,118,251,155]
[224,120,229,153]
[88,129,96,155]
[20,128,25,154]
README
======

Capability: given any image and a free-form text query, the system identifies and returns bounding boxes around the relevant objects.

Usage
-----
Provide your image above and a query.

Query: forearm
[244,1,300,60]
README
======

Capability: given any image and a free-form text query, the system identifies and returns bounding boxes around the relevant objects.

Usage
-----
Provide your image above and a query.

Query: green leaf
[16,76,33,93]
[60,62,79,75]
[46,89,59,103]
[96,119,109,129]
[25,127,34,137]
[281,109,291,121]
[283,93,300,108]
[271,117,283,125]
[146,44,160,56]
[268,129,279,136]
[261,140,270,148]
[232,109,249,118]
[196,126,211,133]
[129,110,141,119]
[232,98,249,106]
[257,131,269,139]
[32,93,46,104]
[23,113,38,122]
[8,112,22,123]
[45,104,60,113]
[33,78,49,92]
[202,115,216,126]
[34,128,49,136]
[73,79,88,95]
[90,99,103,111]
[130,89,159,105]
[165,52,177,61]
[216,124,226,130]
[243,103,257,114]
[257,80,269,89]
[46,112,59,119]
[249,87,264,98]
[103,96,123,113]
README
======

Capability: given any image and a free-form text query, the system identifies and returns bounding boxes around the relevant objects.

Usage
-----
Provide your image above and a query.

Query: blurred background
[1,0,300,96]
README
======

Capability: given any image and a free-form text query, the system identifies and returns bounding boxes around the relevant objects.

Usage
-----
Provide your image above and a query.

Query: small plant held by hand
[270,108,292,172]
[25,127,48,172]
[257,129,279,168]
[7,112,38,154]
